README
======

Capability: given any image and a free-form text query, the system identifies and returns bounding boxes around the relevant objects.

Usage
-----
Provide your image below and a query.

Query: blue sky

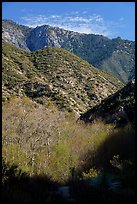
[2,2,135,40]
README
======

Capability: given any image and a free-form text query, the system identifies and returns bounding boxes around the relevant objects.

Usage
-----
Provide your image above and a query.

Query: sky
[2,2,135,41]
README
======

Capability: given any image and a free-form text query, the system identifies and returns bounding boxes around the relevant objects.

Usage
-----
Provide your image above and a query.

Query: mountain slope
[2,40,123,116]
[2,20,135,84]
[2,19,32,51]
[80,79,135,126]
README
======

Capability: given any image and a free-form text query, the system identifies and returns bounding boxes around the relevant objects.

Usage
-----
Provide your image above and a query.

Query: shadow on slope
[2,123,135,203]
[2,159,63,202]
[76,123,135,176]
[80,79,135,128]
[93,123,135,169]
[70,123,135,203]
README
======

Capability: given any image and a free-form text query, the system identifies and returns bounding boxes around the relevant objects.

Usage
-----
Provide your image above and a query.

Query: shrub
[2,97,135,191]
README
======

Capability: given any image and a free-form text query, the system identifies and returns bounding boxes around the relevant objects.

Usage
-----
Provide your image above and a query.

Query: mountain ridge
[2,40,123,116]
[2,19,135,84]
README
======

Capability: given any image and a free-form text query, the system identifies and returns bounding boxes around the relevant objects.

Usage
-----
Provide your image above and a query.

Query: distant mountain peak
[2,19,135,84]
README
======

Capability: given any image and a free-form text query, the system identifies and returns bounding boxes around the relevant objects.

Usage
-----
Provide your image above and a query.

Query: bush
[2,97,135,191]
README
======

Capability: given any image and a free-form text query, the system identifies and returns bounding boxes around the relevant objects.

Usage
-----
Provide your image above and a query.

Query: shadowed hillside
[80,79,135,127]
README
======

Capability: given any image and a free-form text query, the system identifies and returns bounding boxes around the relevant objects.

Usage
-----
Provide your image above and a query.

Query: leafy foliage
[2,96,135,202]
